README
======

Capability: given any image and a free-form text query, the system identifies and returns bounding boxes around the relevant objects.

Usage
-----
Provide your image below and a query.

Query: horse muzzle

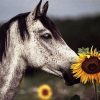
[62,68,80,86]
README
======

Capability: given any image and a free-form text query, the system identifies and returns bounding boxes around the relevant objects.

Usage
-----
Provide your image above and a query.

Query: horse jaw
[42,65,63,77]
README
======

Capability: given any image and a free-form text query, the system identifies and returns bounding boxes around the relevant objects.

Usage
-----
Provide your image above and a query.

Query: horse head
[23,0,79,85]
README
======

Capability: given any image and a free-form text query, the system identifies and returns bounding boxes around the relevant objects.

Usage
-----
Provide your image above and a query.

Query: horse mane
[0,12,60,62]
[0,12,30,62]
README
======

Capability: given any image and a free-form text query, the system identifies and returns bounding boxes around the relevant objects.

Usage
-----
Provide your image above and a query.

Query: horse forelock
[38,15,61,40]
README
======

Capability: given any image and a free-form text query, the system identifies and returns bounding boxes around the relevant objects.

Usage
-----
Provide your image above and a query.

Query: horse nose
[62,68,80,86]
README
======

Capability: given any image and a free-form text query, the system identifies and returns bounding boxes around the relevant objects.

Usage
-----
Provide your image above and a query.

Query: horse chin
[63,68,80,86]
[41,66,80,86]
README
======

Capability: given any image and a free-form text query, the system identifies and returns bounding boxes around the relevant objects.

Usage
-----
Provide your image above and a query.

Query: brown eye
[41,33,52,39]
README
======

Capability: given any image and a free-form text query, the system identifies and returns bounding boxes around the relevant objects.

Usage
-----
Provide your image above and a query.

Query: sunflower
[71,47,100,84]
[37,84,52,100]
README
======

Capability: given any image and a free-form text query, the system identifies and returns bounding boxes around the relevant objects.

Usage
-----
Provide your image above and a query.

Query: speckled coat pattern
[0,0,77,100]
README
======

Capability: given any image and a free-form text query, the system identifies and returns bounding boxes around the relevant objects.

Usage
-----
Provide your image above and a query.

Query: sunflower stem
[93,82,99,100]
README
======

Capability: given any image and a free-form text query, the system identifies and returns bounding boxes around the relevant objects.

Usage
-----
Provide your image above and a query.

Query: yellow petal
[90,47,93,56]
[86,55,90,59]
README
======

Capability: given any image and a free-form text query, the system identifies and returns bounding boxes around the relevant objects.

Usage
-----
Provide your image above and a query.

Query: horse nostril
[63,68,80,86]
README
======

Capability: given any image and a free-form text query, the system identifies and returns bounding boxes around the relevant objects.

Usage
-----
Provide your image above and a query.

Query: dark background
[55,16,100,51]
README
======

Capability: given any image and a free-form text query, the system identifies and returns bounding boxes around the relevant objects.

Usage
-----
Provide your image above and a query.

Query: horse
[0,0,79,100]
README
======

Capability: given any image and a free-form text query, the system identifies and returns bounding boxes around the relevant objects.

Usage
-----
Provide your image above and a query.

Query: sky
[0,0,100,21]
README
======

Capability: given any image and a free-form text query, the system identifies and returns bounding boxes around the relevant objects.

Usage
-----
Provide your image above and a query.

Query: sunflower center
[42,89,49,96]
[82,57,100,74]
[88,63,97,71]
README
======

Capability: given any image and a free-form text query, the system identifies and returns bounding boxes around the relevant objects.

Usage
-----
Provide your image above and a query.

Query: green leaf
[78,47,89,54]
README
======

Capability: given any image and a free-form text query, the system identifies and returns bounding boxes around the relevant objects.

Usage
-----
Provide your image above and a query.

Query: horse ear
[42,1,49,16]
[32,0,42,19]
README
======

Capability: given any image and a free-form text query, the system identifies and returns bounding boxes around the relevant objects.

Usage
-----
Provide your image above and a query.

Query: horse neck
[0,21,26,100]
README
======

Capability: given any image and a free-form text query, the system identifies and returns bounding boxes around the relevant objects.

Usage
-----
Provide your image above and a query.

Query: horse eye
[41,33,52,39]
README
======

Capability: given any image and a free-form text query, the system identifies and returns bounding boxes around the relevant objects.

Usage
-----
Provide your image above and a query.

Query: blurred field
[14,69,95,100]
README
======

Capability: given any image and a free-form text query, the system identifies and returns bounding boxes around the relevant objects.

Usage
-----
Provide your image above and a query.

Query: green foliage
[78,47,89,54]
